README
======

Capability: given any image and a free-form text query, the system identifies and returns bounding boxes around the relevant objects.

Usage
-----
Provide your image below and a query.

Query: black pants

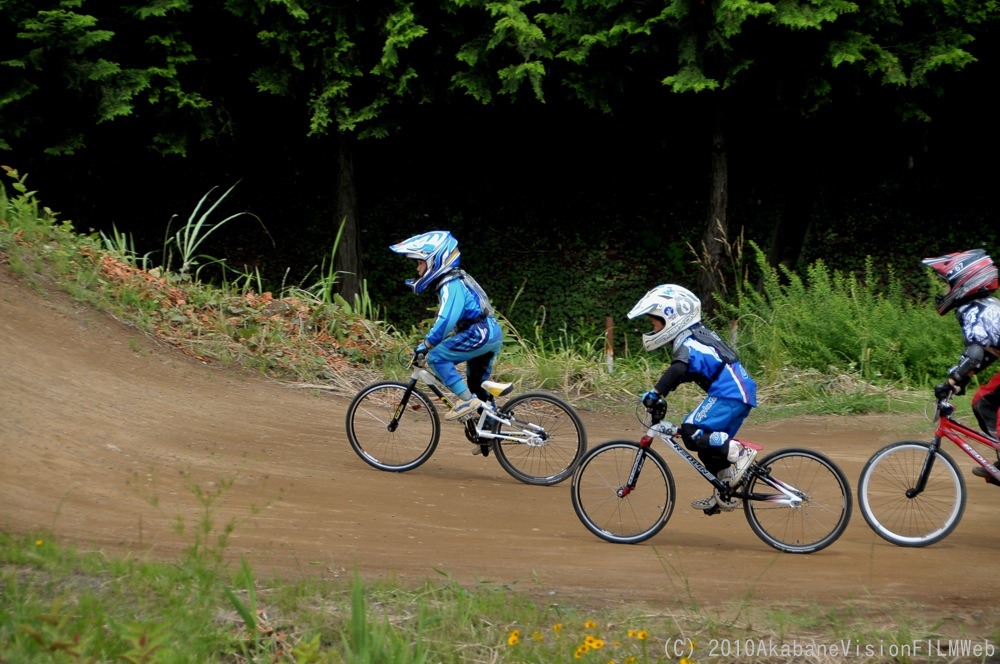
[680,422,729,475]
[972,372,1000,442]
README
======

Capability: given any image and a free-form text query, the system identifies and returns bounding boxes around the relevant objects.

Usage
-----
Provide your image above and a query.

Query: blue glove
[413,343,428,364]
[641,390,661,408]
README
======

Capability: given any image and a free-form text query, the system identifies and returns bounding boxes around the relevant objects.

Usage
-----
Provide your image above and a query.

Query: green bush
[721,243,965,387]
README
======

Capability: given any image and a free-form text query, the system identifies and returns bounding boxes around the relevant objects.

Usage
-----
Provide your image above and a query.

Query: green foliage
[0,2,215,156]
[721,242,963,388]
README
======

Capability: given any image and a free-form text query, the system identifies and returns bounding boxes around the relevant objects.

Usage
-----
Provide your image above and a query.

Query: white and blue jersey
[654,324,757,447]
[957,297,1000,350]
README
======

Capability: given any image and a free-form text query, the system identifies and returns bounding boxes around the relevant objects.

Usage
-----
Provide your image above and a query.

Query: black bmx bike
[570,399,853,553]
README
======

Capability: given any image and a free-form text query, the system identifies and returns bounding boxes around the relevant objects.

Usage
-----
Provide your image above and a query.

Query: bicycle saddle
[482,380,513,397]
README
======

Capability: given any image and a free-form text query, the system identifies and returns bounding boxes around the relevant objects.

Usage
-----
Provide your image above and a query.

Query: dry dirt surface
[3,268,999,625]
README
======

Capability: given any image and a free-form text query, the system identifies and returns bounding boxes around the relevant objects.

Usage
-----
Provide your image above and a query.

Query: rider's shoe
[446,397,482,421]
[727,442,758,487]
[691,489,739,512]
[972,462,1000,484]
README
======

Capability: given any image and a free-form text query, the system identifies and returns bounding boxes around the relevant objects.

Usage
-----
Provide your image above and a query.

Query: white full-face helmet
[627,284,701,351]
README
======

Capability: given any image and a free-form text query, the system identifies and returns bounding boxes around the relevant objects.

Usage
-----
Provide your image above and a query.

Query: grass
[4,168,1000,660]
[4,531,998,663]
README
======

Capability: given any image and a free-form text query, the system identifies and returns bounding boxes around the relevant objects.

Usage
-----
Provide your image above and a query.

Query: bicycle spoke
[744,449,851,554]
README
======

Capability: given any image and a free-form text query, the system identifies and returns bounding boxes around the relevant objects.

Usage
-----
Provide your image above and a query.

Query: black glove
[413,343,428,364]
[934,382,956,400]
[641,390,661,408]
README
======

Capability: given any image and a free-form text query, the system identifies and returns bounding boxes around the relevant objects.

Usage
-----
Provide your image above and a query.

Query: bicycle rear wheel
[345,381,440,472]
[743,448,852,554]
[857,441,965,547]
[571,440,675,544]
[492,392,587,486]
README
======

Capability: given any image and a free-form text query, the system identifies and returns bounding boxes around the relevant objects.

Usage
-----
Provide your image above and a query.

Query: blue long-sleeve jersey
[654,327,757,407]
[425,274,491,348]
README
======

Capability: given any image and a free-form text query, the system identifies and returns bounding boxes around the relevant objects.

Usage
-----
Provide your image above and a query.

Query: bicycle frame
[391,363,548,446]
[622,422,805,507]
[918,400,1000,490]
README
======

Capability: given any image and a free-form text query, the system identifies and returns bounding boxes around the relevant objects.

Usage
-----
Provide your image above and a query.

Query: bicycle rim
[857,442,965,547]
[743,448,852,554]
[345,382,439,472]
[571,440,674,544]
[492,392,587,485]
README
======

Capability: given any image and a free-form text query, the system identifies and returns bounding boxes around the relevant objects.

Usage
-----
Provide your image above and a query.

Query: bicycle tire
[345,381,440,472]
[492,392,587,486]
[857,441,966,547]
[743,448,852,554]
[570,440,675,544]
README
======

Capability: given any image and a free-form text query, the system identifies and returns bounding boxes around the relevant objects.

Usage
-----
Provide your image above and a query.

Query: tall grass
[717,242,968,396]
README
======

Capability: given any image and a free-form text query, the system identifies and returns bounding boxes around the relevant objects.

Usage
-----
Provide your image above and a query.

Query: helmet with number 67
[389,230,461,294]
[922,249,998,315]
[627,284,701,351]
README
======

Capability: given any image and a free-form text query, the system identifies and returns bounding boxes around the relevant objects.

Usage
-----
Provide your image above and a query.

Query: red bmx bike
[857,396,1000,547]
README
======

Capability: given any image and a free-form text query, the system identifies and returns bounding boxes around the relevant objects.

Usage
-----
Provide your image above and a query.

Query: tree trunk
[766,123,817,270]
[696,111,729,316]
[335,135,362,300]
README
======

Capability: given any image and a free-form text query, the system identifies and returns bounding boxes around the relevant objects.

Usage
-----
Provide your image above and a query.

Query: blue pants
[681,396,753,474]
[426,318,503,399]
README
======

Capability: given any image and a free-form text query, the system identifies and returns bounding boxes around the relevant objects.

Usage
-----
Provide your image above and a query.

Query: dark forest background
[3,1,998,340]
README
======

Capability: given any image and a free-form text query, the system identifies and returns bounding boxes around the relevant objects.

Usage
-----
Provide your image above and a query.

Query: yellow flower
[628,629,638,638]
[34,539,43,546]
[637,630,649,640]
[625,658,637,664]
[592,638,605,649]
[585,635,597,646]
[553,623,564,633]
[584,620,598,629]
[679,658,694,664]
[532,630,543,642]
[507,629,520,646]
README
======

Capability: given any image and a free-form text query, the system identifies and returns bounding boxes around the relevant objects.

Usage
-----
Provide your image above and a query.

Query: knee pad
[680,423,708,450]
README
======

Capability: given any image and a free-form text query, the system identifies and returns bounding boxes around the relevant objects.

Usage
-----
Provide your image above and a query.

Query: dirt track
[3,268,999,623]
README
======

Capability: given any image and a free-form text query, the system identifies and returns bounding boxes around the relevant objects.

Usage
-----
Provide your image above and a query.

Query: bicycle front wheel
[743,448,852,554]
[492,392,587,486]
[857,441,966,547]
[571,440,675,544]
[345,382,440,472]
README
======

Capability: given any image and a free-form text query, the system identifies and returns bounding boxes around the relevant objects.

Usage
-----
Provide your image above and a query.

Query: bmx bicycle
[857,395,1000,547]
[345,356,587,486]
[570,398,853,553]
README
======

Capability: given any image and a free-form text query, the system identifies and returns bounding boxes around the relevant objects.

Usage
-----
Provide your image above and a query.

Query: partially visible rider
[390,230,504,421]
[923,249,1000,479]
[628,284,759,511]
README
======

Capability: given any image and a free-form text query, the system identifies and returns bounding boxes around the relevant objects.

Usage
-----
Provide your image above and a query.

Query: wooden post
[605,316,615,373]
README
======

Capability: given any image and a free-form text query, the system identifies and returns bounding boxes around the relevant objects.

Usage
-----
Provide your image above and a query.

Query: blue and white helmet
[627,284,701,351]
[389,230,461,294]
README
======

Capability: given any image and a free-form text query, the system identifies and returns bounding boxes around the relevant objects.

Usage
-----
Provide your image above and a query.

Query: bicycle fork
[617,436,655,497]
[908,437,944,498]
